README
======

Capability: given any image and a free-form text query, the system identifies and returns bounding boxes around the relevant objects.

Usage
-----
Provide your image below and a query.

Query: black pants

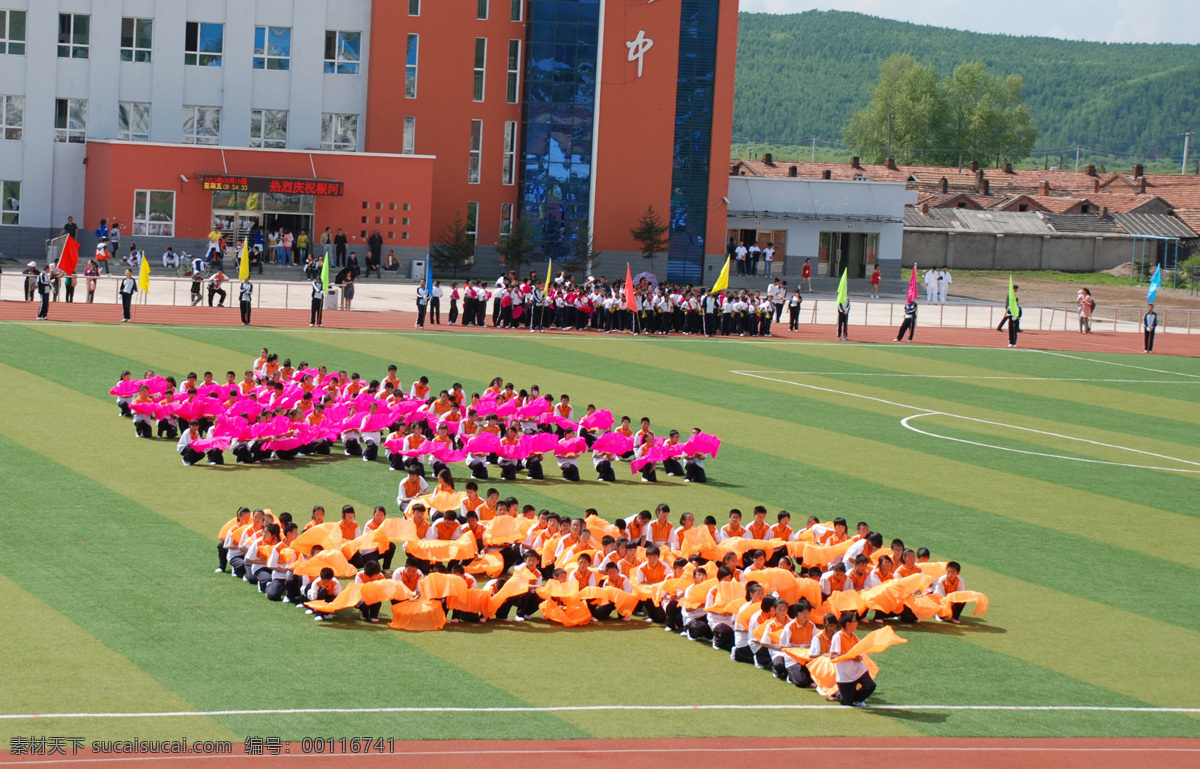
[663,458,684,477]
[240,300,251,325]
[685,462,706,483]
[311,298,323,326]
[180,447,205,465]
[37,293,49,318]
[595,460,615,482]
[217,543,229,571]
[430,297,441,324]
[449,300,459,324]
[335,245,346,267]
[837,311,849,339]
[1145,327,1156,352]
[789,305,800,330]
[712,624,735,651]
[558,463,578,482]
[896,318,915,341]
[65,284,75,302]
[416,303,427,328]
[685,618,712,641]
[1008,319,1020,346]
[837,672,876,705]
[208,287,226,306]
[500,462,520,481]
[641,465,658,483]
[134,419,152,438]
[732,645,755,664]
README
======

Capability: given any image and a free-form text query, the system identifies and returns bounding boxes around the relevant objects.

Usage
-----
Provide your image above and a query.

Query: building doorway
[822,232,867,279]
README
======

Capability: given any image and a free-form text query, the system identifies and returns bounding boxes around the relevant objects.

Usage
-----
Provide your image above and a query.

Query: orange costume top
[747,521,770,540]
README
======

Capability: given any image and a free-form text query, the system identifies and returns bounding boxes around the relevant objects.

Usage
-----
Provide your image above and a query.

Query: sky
[737,0,1198,45]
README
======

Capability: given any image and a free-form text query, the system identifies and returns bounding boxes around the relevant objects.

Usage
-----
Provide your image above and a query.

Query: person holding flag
[415,259,432,329]
[894,264,918,342]
[835,269,850,341]
[120,266,140,322]
[1003,276,1021,348]
[310,256,327,327]
[238,239,253,326]
[1143,304,1158,353]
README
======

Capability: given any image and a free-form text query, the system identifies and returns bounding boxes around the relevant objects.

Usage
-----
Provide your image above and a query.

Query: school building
[0,0,738,283]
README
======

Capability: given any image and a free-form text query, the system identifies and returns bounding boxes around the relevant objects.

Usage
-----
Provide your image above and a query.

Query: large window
[58,13,89,58]
[0,10,26,55]
[182,106,220,145]
[466,202,479,250]
[403,116,415,155]
[253,26,290,70]
[118,102,150,142]
[120,18,152,62]
[250,109,288,148]
[473,38,487,102]
[409,0,420,15]
[0,95,22,141]
[502,121,517,185]
[500,202,514,240]
[54,98,87,143]
[133,190,175,237]
[506,40,521,103]
[323,31,360,74]
[477,0,489,19]
[321,113,357,150]
[469,120,482,184]
[185,22,223,66]
[405,34,419,98]
[1,180,18,225]
[511,0,523,21]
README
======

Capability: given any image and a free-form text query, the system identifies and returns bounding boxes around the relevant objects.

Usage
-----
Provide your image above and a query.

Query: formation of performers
[111,350,720,482]
[217,500,987,708]
[451,272,801,337]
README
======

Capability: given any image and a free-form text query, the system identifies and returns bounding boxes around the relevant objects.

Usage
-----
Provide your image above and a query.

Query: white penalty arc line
[2,704,1199,721]
[901,412,1200,475]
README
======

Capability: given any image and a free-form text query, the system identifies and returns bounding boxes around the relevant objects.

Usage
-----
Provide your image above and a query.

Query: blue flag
[1146,265,1161,303]
[424,259,433,296]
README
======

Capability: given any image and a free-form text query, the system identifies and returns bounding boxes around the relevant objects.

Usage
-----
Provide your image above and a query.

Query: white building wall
[0,0,372,256]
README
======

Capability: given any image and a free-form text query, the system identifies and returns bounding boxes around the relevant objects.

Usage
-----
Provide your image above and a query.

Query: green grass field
[1,321,1198,746]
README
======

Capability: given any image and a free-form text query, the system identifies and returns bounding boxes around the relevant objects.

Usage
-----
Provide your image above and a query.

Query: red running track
[1,738,1198,768]
[1,300,1195,357]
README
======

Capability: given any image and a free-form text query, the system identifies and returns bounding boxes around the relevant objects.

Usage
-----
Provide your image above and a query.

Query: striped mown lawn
[1,321,1198,745]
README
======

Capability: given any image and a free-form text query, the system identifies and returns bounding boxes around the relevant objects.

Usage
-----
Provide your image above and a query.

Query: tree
[630,206,669,261]
[429,212,475,278]
[496,216,536,275]
[844,54,948,165]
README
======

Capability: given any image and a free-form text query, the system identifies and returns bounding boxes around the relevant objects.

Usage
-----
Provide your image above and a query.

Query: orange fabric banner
[340,525,391,560]
[717,536,787,559]
[388,599,447,631]
[539,596,592,627]
[405,531,477,563]
[584,514,618,543]
[917,561,949,579]
[903,592,942,620]
[465,552,505,578]
[857,573,933,615]
[290,522,342,555]
[304,582,361,614]
[483,516,533,546]
[218,517,240,541]
[679,526,721,561]
[833,625,908,663]
[680,578,719,611]
[707,581,747,615]
[801,539,855,568]
[577,586,638,617]
[940,590,989,617]
[293,549,357,578]
[360,579,414,605]
[418,573,470,601]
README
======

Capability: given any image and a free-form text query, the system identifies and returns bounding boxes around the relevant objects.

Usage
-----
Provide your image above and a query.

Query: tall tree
[630,206,670,261]
[496,216,536,275]
[844,54,947,165]
[429,212,474,278]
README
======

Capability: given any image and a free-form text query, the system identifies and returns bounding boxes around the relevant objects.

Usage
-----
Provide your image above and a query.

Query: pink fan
[579,409,614,430]
[110,381,140,397]
[538,414,579,431]
[439,419,461,435]
[497,441,530,460]
[682,432,721,457]
[130,402,170,419]
[555,437,587,456]
[400,440,437,457]
[494,399,518,419]
[592,432,633,455]
[362,413,396,433]
[434,449,466,464]
[525,433,560,454]
[212,415,249,437]
[464,433,501,454]
[191,436,231,452]
[228,399,263,421]
[516,397,551,420]
[430,443,463,462]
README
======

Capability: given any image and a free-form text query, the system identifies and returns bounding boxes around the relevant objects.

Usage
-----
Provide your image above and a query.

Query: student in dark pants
[836,300,850,340]
[1005,303,1021,347]
[998,285,1018,330]
[239,278,253,326]
[830,612,876,707]
[35,265,52,319]
[310,278,324,327]
[1143,303,1158,353]
[895,300,916,341]
[788,291,802,331]
[119,268,138,322]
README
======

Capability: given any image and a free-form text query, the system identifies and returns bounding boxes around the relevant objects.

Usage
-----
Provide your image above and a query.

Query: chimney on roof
[939,177,948,194]
[1100,206,1109,219]
[822,169,832,180]
[850,156,861,169]
[980,179,990,196]
[975,168,985,184]
[886,157,897,170]
[763,152,774,166]
[1003,162,1013,173]
[1093,178,1100,193]
[1039,180,1050,197]
[788,165,798,177]
[1138,176,1146,194]
[1085,164,1097,176]
[969,160,979,172]
[919,202,930,215]
[1133,163,1144,178]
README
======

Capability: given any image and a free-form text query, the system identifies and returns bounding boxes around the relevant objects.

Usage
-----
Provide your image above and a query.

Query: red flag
[58,236,81,274]
[623,263,637,311]
[906,264,918,303]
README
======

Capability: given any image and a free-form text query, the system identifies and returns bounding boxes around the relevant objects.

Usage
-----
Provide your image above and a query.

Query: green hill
[734,10,1200,163]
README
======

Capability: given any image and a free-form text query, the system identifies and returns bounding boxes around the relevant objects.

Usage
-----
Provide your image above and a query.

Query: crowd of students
[217,501,985,708]
[111,349,719,482]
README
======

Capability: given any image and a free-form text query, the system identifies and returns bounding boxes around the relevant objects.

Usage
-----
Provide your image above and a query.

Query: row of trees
[843,55,1038,168]
[429,207,670,278]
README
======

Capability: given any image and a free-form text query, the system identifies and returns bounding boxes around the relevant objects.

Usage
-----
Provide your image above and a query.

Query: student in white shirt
[821,612,875,707]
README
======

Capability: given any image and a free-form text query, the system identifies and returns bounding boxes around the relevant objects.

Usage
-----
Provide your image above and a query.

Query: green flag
[835,268,848,305]
[1007,275,1018,317]
[321,252,330,294]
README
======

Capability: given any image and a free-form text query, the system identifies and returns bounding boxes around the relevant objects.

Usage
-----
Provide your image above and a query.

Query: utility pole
[887,113,893,160]
[811,136,816,163]
[1075,146,1080,173]
[1181,131,1193,176]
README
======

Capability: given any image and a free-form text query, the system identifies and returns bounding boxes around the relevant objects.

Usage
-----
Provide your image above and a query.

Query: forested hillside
[734,10,1200,162]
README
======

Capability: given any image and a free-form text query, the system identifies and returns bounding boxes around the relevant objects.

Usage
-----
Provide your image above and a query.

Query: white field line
[733,370,1200,384]
[2,704,1199,721]
[1029,349,1200,379]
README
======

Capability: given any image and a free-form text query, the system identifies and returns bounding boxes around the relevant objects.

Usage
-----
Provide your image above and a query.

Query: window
[58,13,89,59]
[477,0,489,20]
[321,113,358,150]
[500,202,513,240]
[0,10,26,55]
[0,95,22,140]
[133,190,175,237]
[118,102,150,142]
[182,106,220,145]
[403,116,415,154]
[120,18,152,62]
[502,121,517,185]
[511,0,523,22]
[506,40,521,103]
[473,38,487,102]
[250,109,288,148]
[54,99,87,143]
[1,180,18,225]
[405,34,418,97]
[253,26,290,70]
[323,30,360,74]
[409,0,420,15]
[466,202,478,249]
[185,22,223,66]
[469,120,482,184]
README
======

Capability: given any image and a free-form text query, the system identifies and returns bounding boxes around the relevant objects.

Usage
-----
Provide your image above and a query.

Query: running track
[1,738,1198,768]
[2,301,1194,357]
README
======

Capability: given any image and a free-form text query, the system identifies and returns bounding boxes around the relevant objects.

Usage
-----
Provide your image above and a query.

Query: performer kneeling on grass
[823,611,875,707]
[177,419,223,465]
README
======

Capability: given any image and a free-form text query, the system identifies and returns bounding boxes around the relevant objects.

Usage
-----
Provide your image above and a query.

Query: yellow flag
[711,256,731,293]
[138,250,150,293]
[238,237,250,281]
[544,259,552,294]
